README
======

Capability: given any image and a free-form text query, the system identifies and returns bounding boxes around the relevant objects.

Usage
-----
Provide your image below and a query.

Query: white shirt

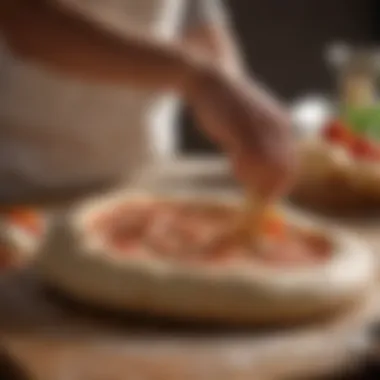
[0,0,227,192]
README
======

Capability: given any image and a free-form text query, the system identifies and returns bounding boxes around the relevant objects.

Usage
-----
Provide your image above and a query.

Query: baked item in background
[291,118,380,215]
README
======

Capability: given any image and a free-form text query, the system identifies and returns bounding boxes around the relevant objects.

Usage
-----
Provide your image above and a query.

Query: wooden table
[0,270,378,380]
[1,158,380,380]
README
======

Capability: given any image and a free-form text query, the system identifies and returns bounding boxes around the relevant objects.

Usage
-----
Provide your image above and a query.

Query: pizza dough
[290,138,380,215]
[34,191,376,325]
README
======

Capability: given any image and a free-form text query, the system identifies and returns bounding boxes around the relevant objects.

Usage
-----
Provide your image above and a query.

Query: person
[0,0,295,204]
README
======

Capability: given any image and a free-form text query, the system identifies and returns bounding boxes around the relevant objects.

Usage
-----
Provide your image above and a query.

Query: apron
[0,0,188,190]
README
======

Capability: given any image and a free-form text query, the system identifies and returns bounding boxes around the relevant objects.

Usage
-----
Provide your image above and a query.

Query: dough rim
[34,191,376,324]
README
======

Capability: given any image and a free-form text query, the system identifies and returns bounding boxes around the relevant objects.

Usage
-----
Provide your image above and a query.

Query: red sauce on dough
[91,202,332,267]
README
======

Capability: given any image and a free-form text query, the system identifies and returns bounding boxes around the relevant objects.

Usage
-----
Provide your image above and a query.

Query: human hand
[187,66,296,200]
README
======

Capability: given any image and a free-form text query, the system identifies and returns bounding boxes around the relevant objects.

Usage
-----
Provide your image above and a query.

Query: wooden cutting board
[0,270,378,380]
[0,157,380,380]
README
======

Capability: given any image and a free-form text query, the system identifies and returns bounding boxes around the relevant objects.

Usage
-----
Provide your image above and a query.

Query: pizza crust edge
[34,191,376,325]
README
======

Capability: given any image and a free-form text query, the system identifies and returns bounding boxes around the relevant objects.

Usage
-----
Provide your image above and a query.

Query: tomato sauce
[7,209,42,235]
[91,202,332,267]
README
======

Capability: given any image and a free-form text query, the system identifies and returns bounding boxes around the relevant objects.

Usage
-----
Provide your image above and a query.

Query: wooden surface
[1,158,380,380]
[0,270,378,380]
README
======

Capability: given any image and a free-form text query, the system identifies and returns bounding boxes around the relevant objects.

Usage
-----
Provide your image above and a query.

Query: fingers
[230,148,296,200]
[188,64,296,199]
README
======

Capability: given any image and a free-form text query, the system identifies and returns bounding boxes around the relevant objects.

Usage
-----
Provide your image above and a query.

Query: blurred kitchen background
[180,0,380,154]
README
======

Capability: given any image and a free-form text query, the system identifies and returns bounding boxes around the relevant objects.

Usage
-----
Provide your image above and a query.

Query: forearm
[205,23,244,72]
[0,0,200,93]
[183,0,244,74]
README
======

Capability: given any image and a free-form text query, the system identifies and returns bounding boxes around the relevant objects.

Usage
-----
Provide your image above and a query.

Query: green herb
[341,106,380,140]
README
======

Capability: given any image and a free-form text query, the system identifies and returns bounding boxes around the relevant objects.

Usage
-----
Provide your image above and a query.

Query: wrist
[176,50,217,99]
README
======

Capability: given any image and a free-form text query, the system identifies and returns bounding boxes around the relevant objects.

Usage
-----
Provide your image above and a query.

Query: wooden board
[0,270,378,380]
[1,158,380,380]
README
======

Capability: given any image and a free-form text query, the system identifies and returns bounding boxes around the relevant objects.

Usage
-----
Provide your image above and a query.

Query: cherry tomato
[371,146,380,160]
[350,136,380,160]
[351,137,371,157]
[322,120,352,145]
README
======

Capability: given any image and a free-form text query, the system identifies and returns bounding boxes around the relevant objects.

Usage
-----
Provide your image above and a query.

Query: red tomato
[371,146,380,160]
[350,136,380,160]
[322,120,352,145]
